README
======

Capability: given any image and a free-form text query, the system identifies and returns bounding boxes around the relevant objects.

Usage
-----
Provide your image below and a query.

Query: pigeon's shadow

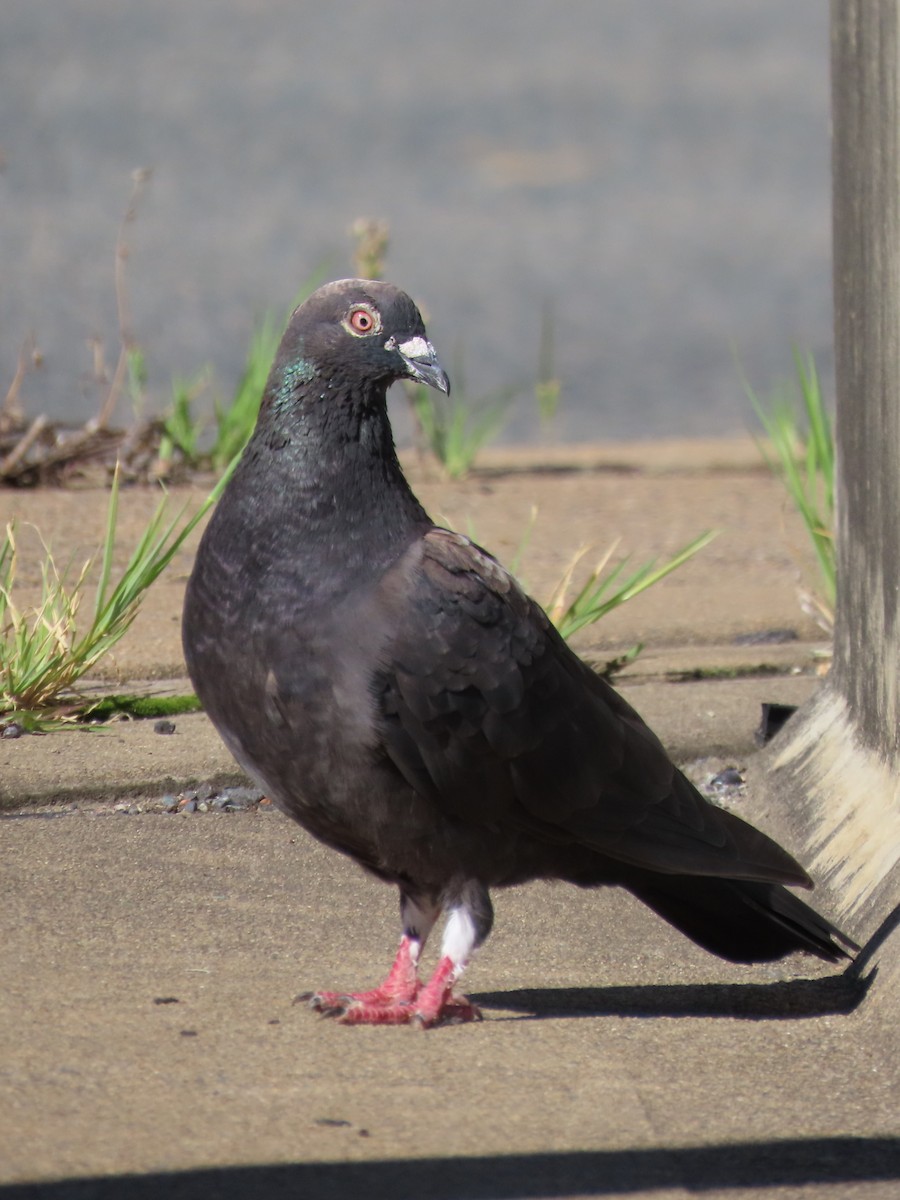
[472,966,872,1022]
[472,969,873,1017]
[475,900,900,1021]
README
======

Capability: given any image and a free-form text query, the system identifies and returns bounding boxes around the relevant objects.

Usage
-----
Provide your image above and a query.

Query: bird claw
[440,996,483,1024]
[297,989,482,1027]
[295,990,360,1016]
[412,995,483,1028]
[295,983,419,1018]
[295,952,481,1027]
[316,1000,353,1019]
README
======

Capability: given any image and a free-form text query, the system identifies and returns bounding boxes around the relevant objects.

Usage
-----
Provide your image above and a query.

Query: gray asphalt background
[2,1,832,441]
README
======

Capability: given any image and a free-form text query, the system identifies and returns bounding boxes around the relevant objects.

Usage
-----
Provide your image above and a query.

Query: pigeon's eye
[345,305,381,336]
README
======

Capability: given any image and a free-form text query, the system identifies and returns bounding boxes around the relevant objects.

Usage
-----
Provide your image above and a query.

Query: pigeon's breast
[185,540,405,837]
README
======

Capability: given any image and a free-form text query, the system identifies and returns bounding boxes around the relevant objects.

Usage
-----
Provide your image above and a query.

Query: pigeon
[183,279,857,1027]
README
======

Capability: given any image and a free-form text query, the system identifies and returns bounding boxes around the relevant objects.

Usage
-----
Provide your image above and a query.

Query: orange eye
[348,306,377,334]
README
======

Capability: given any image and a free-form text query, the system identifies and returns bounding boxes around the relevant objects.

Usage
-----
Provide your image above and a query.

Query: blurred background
[1,0,832,444]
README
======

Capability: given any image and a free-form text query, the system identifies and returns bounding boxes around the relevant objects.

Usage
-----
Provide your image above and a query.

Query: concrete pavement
[1,442,897,1198]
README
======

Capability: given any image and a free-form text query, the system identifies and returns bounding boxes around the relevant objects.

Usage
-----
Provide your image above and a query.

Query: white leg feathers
[440,905,480,980]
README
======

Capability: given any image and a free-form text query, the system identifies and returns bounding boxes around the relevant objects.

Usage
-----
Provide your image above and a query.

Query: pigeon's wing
[375,528,809,886]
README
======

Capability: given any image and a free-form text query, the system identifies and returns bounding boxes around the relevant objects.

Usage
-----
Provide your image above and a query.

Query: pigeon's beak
[395,336,450,395]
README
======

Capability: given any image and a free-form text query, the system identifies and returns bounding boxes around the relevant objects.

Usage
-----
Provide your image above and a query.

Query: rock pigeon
[183,279,856,1027]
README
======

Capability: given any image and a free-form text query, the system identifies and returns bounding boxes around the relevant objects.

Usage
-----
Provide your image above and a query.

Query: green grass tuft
[82,693,203,720]
[535,300,563,425]
[747,349,835,631]
[462,512,716,669]
[407,382,512,480]
[548,530,718,643]
[406,342,514,478]
[0,466,229,722]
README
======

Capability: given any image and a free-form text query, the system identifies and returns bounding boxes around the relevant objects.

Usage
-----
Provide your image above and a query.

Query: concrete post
[750,1,900,978]
[832,0,900,748]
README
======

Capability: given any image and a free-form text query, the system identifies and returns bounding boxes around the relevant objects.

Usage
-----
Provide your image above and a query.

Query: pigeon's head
[274,279,450,399]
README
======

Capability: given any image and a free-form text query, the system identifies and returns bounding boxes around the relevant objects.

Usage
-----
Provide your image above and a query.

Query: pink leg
[296,935,420,1014]
[337,956,482,1028]
[298,899,487,1027]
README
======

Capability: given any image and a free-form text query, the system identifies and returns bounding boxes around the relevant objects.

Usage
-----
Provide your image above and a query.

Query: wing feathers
[374,528,808,886]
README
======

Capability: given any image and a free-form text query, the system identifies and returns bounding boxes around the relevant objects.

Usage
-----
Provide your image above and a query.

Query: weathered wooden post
[750,1,900,992]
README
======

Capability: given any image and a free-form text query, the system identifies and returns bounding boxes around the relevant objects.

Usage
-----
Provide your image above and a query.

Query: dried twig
[2,336,40,431]
[90,168,152,432]
[0,415,48,477]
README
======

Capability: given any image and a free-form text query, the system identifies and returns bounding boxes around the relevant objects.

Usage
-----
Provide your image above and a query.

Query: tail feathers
[630,875,859,964]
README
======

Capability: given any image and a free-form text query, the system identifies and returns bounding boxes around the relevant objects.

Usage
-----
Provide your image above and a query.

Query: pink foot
[295,936,420,1014]
[309,956,482,1028]
[407,956,482,1028]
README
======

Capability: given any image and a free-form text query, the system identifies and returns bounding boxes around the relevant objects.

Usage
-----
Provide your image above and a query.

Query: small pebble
[709,767,744,790]
[158,785,268,814]
[223,785,266,809]
[154,719,176,735]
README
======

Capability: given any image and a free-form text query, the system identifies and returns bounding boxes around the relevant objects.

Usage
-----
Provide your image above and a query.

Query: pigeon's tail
[628,875,859,964]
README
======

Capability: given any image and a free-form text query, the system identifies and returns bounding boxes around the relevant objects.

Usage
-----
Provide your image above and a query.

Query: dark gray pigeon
[183,279,856,1027]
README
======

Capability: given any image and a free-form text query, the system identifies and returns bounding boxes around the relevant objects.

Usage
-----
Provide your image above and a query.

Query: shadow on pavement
[472,968,871,1021]
[477,902,900,1021]
[3,1137,898,1199]
[845,902,900,983]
